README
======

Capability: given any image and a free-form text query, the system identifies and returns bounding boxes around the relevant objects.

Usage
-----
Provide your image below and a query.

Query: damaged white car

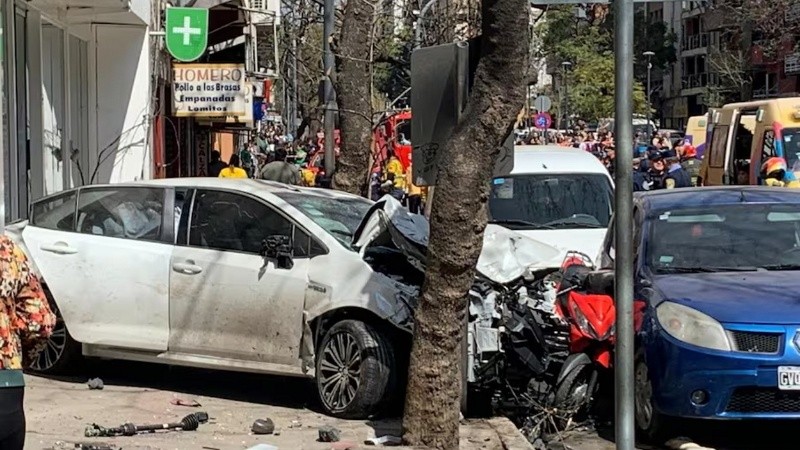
[8,178,575,421]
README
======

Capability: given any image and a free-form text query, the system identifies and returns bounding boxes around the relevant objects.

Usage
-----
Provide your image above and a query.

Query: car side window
[175,188,191,245]
[189,190,320,257]
[31,190,79,231]
[76,187,164,241]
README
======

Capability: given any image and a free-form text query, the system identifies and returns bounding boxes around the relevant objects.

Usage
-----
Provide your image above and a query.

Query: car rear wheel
[29,291,81,374]
[634,352,671,442]
[315,320,395,419]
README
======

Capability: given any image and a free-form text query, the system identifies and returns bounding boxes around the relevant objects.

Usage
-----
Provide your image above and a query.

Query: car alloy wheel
[30,311,67,372]
[318,330,362,412]
[634,360,654,430]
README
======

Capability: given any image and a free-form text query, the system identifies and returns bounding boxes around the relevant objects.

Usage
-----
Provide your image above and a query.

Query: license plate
[778,366,800,390]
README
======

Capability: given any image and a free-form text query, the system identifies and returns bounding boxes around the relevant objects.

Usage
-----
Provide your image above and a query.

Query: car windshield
[646,204,800,274]
[782,127,800,171]
[275,192,373,248]
[488,173,613,229]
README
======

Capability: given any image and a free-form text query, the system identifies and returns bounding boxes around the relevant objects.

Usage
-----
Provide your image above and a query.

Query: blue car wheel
[634,351,672,442]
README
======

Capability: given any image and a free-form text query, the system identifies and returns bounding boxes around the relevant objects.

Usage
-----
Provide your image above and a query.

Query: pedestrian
[678,143,701,186]
[259,147,301,185]
[661,149,692,189]
[0,236,56,450]
[218,154,248,178]
[207,150,227,177]
[647,151,666,190]
[405,157,426,214]
[632,158,648,191]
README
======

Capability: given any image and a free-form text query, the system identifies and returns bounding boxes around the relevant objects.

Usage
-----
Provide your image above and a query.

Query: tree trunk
[401,0,528,448]
[332,0,373,196]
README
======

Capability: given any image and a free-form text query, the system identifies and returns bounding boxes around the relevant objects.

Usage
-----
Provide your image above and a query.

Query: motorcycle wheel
[553,364,595,428]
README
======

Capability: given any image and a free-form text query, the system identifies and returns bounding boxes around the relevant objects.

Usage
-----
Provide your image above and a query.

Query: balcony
[787,2,800,23]
[682,33,709,51]
[753,85,780,98]
[681,72,721,91]
[786,53,800,75]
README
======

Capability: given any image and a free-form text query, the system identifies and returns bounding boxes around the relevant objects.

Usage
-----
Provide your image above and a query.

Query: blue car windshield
[647,204,800,273]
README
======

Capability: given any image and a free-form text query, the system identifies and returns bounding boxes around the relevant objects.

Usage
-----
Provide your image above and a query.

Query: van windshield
[782,128,800,171]
[488,174,613,229]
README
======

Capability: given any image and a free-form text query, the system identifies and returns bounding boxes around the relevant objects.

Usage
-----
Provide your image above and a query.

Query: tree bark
[332,0,373,196]
[401,0,528,448]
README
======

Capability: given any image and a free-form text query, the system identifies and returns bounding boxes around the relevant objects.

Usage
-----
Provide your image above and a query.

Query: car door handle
[40,243,78,255]
[172,262,203,275]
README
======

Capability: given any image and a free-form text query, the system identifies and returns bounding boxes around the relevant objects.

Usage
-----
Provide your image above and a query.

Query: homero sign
[166,7,209,62]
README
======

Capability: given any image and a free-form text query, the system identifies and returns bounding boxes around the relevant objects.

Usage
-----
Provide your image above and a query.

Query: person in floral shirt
[0,235,55,449]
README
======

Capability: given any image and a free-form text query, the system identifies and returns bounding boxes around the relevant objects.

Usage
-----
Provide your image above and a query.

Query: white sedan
[9,178,418,419]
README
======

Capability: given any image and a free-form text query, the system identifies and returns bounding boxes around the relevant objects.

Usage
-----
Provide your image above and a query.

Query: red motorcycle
[549,251,616,416]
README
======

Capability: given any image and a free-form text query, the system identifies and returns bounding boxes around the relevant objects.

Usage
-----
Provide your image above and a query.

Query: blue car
[597,186,800,440]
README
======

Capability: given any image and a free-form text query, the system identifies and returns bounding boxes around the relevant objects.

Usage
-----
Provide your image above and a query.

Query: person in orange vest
[405,158,427,214]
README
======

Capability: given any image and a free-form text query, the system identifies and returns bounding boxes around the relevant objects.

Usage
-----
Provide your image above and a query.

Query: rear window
[31,190,78,231]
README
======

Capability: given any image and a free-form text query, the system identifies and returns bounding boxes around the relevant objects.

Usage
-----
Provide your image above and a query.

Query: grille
[726,388,800,413]
[729,330,781,354]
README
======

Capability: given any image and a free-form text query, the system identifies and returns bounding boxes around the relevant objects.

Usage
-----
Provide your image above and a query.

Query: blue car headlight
[656,301,731,351]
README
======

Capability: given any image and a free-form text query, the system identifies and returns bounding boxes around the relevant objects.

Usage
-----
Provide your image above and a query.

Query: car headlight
[656,301,731,351]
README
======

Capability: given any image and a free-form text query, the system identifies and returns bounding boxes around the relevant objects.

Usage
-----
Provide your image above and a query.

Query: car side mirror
[261,235,294,270]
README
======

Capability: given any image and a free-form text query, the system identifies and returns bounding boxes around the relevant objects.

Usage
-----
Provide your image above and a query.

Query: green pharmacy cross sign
[165,7,209,62]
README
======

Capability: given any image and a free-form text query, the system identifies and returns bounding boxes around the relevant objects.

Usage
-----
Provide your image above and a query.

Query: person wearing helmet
[661,149,692,189]
[761,157,800,187]
[678,142,701,186]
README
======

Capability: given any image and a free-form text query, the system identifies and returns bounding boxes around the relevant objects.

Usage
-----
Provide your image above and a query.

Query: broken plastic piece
[245,445,278,450]
[364,435,402,446]
[170,397,201,407]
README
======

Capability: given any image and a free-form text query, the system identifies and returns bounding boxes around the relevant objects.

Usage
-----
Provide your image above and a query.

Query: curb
[487,417,535,450]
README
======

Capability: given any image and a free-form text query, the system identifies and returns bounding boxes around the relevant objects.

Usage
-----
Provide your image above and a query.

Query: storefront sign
[172,64,251,119]
[165,7,209,62]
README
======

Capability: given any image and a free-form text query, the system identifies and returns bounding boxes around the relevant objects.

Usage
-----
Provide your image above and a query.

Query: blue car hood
[652,271,800,324]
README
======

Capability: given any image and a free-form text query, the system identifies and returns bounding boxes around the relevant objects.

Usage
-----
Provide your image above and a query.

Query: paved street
[22,360,526,450]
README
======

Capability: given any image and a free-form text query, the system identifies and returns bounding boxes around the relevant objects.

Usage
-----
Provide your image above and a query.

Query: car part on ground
[84,412,209,437]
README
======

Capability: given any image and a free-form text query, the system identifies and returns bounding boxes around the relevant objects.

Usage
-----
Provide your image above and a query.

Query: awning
[30,0,150,25]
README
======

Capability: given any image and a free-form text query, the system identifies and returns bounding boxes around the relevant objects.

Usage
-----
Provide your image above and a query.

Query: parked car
[7,178,564,420]
[597,186,800,441]
[489,146,614,262]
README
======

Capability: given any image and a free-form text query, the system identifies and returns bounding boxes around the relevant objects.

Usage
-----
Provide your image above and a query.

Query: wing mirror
[261,235,294,270]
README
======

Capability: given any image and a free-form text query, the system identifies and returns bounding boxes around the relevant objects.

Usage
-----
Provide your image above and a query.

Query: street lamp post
[561,61,572,130]
[643,51,655,129]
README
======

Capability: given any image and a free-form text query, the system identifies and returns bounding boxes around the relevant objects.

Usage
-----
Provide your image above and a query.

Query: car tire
[634,349,672,443]
[28,290,81,374]
[315,319,396,419]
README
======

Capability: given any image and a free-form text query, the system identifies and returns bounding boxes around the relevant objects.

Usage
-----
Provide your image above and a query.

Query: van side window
[762,130,776,160]
[709,125,728,168]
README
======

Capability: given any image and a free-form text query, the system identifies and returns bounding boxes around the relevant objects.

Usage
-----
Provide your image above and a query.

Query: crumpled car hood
[351,195,562,284]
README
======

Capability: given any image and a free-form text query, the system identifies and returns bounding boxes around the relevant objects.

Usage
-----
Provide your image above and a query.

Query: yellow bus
[699,98,800,186]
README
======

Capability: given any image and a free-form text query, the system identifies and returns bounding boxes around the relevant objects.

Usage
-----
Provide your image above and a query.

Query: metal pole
[646,63,651,123]
[614,0,635,448]
[323,0,335,176]
[564,69,569,130]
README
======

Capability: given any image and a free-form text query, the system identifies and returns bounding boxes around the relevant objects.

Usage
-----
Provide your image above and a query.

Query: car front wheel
[634,351,672,442]
[29,292,81,374]
[315,319,396,419]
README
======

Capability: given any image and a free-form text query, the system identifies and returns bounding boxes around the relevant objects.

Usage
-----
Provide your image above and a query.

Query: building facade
[1,0,155,223]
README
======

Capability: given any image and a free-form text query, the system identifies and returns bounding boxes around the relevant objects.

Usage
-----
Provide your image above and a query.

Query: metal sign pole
[613,0,635,448]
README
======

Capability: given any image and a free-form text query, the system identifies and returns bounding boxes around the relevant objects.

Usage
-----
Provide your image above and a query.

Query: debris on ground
[84,412,209,437]
[49,442,117,450]
[87,378,104,390]
[364,435,402,446]
[318,426,342,442]
[251,418,275,435]
[665,437,716,450]
[330,441,358,450]
[288,420,302,428]
[170,396,201,407]
[245,445,278,450]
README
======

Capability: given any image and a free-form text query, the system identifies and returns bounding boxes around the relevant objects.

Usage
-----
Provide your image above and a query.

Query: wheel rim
[318,331,362,412]
[30,313,67,371]
[635,361,654,430]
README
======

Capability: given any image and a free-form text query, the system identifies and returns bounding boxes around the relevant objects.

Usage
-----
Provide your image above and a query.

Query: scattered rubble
[170,396,201,407]
[318,425,342,442]
[364,435,402,446]
[251,418,275,435]
[86,378,104,390]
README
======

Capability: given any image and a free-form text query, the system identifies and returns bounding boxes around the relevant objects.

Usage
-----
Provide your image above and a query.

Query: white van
[488,145,615,262]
